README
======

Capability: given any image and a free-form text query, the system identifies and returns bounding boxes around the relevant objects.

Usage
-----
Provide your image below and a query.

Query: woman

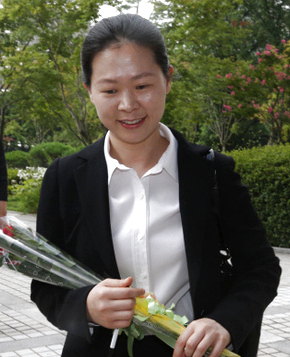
[31,14,281,357]
[0,138,8,217]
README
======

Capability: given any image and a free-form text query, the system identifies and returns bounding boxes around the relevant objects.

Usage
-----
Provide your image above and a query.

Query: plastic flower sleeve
[0,216,102,288]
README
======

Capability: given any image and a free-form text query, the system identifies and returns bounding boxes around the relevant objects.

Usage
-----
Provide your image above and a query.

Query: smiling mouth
[120,117,145,125]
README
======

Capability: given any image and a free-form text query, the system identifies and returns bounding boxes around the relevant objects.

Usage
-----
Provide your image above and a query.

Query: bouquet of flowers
[0,216,240,357]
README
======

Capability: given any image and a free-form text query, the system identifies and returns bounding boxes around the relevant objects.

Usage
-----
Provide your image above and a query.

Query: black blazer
[31,129,281,356]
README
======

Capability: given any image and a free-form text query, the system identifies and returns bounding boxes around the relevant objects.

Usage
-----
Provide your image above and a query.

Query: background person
[31,14,281,357]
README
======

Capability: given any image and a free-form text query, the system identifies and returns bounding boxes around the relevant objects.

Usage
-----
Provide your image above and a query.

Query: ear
[166,66,174,94]
[83,83,95,105]
[83,83,90,91]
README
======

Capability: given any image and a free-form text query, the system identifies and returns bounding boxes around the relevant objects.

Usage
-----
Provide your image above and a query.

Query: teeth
[122,118,142,124]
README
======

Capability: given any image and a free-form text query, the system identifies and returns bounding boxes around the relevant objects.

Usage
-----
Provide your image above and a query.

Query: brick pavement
[0,211,289,356]
[258,248,290,357]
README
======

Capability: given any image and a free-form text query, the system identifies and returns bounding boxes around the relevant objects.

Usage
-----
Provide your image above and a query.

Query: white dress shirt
[104,123,193,320]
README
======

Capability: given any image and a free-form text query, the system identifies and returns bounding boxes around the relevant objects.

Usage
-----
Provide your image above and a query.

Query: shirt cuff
[88,322,100,335]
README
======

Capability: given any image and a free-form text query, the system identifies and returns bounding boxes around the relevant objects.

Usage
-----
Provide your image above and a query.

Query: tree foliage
[238,0,290,58]
[220,40,290,145]
[152,0,251,148]
[151,0,290,150]
[0,0,117,146]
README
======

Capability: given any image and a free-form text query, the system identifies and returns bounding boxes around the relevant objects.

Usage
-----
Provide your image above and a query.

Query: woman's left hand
[173,318,231,357]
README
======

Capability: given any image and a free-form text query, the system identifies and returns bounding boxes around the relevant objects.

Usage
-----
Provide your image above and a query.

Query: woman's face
[87,43,172,148]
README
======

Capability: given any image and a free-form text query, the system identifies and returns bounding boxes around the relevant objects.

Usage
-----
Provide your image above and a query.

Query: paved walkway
[0,211,289,356]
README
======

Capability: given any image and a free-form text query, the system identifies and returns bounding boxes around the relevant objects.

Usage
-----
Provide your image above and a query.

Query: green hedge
[5,143,84,169]
[29,142,75,167]
[229,144,290,248]
[5,150,30,168]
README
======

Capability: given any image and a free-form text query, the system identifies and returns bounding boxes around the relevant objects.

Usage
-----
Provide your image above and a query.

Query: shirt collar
[104,123,179,184]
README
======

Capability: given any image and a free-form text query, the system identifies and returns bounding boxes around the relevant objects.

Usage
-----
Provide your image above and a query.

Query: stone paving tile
[0,268,65,356]
[0,309,59,342]
[270,287,290,307]
[257,252,290,357]
[0,344,63,357]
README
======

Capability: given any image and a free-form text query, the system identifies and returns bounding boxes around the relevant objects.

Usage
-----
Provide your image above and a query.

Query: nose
[118,90,139,112]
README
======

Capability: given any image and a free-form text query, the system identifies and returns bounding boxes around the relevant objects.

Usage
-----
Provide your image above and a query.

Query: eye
[136,84,148,90]
[104,89,117,94]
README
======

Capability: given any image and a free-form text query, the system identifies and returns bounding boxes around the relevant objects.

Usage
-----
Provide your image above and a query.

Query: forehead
[91,43,161,82]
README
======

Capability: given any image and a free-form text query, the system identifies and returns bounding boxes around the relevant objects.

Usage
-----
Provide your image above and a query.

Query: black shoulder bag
[206,149,233,294]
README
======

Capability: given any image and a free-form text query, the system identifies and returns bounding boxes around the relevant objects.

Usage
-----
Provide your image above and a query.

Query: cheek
[141,90,166,109]
[95,106,109,123]
[149,92,166,116]
[93,97,108,114]
[94,99,117,125]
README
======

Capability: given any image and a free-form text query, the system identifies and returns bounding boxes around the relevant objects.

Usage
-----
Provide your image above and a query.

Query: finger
[190,335,212,357]
[101,277,133,288]
[183,331,205,357]
[206,341,227,357]
[105,286,144,300]
[109,297,136,311]
[100,316,134,329]
[101,278,145,298]
[119,276,134,287]
[174,328,196,357]
[108,318,134,329]
[110,309,135,321]
[119,277,146,297]
[104,308,136,329]
[191,330,229,357]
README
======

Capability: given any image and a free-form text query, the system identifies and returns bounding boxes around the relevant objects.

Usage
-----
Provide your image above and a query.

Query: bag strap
[206,149,231,261]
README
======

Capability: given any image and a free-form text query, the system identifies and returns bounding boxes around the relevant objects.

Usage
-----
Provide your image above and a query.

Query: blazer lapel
[74,138,120,279]
[173,129,214,295]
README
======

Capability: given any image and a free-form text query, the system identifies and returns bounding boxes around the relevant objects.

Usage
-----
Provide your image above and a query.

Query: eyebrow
[96,72,154,84]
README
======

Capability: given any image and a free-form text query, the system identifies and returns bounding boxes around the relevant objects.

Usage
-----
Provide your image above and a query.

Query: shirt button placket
[136,183,149,291]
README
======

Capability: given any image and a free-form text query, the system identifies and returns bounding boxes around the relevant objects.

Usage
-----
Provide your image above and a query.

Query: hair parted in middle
[81,13,170,88]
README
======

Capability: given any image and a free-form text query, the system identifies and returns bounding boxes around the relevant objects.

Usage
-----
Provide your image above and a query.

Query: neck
[109,129,169,178]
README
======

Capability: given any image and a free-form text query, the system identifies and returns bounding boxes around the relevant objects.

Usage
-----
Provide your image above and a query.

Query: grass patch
[7,196,24,212]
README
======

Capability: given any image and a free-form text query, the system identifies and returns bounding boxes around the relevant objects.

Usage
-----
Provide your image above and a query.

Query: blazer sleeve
[206,152,281,351]
[30,158,94,342]
[0,139,8,201]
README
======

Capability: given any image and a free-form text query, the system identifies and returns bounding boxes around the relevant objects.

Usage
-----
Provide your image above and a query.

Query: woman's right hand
[86,276,145,329]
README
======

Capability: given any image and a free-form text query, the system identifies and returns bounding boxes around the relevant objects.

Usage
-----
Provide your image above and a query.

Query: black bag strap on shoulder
[206,149,262,357]
[206,149,232,263]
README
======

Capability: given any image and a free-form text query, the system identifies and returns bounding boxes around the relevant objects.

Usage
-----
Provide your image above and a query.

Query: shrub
[29,142,75,167]
[7,168,21,195]
[7,168,20,185]
[11,179,42,214]
[5,151,30,168]
[8,167,46,214]
[63,145,85,157]
[229,144,290,248]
